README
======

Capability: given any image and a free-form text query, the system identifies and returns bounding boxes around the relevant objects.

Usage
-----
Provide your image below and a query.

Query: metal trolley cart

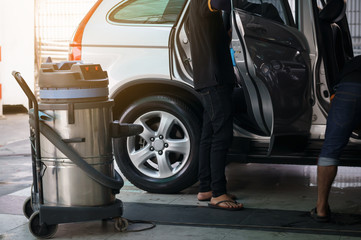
[12,62,142,238]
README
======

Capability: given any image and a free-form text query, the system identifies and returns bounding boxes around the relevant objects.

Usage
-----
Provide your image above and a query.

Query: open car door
[231,0,313,154]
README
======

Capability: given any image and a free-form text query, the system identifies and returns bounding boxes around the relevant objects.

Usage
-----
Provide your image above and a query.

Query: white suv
[69,0,361,193]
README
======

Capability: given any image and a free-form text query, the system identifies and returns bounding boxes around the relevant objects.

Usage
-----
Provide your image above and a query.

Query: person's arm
[198,0,231,18]
[209,0,231,13]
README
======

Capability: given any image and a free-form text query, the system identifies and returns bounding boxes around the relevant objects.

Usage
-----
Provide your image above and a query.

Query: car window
[108,0,186,24]
[233,0,291,26]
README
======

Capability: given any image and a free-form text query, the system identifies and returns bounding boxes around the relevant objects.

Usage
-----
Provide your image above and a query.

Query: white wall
[0,0,34,108]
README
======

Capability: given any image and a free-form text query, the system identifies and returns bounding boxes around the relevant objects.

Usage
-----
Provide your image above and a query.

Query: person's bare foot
[197,192,237,201]
[197,191,212,201]
[209,194,243,210]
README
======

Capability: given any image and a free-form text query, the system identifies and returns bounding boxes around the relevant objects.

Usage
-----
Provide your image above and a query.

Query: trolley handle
[12,71,43,204]
[11,71,40,135]
[12,71,38,109]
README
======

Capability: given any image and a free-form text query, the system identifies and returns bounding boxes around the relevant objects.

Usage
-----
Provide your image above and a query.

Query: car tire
[114,95,201,193]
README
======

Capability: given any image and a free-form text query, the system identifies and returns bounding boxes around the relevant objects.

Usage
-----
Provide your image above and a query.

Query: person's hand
[228,29,232,39]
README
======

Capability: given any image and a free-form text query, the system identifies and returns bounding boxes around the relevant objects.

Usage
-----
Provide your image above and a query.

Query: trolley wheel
[29,211,58,239]
[23,196,34,219]
[114,217,128,232]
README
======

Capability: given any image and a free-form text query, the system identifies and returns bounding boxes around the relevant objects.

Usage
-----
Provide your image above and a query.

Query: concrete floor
[1,113,361,239]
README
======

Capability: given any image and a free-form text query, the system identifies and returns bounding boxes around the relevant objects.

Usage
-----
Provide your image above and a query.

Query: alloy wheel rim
[126,111,191,179]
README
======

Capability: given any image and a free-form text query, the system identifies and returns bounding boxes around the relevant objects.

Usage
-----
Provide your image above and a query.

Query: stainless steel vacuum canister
[38,62,115,206]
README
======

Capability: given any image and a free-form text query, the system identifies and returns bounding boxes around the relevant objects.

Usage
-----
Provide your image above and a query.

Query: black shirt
[339,55,361,84]
[188,0,235,90]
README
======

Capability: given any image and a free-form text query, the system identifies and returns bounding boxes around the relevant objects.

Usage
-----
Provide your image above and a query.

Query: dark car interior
[317,0,354,96]
[317,0,361,138]
[231,0,288,135]
[233,0,284,24]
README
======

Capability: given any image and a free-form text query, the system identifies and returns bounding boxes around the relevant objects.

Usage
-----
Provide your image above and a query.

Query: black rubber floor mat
[123,202,361,237]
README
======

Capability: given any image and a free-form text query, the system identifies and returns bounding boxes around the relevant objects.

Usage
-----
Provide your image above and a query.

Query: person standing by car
[311,55,361,222]
[188,0,243,210]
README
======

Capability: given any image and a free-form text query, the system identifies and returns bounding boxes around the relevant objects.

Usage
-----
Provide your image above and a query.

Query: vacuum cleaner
[12,61,143,238]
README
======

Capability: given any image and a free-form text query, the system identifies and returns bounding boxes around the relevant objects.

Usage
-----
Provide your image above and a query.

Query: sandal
[208,200,243,211]
[198,192,237,202]
[310,207,331,222]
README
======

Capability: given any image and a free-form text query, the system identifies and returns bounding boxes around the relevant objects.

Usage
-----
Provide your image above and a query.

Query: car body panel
[81,0,174,96]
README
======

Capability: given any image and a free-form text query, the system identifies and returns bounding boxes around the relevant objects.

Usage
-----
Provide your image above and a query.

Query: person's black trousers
[198,84,233,197]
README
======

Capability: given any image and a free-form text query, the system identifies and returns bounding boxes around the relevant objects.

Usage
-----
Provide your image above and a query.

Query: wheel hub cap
[153,139,164,151]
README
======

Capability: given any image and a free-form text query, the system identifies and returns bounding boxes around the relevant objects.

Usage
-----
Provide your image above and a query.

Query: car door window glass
[233,0,290,25]
[109,0,186,24]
